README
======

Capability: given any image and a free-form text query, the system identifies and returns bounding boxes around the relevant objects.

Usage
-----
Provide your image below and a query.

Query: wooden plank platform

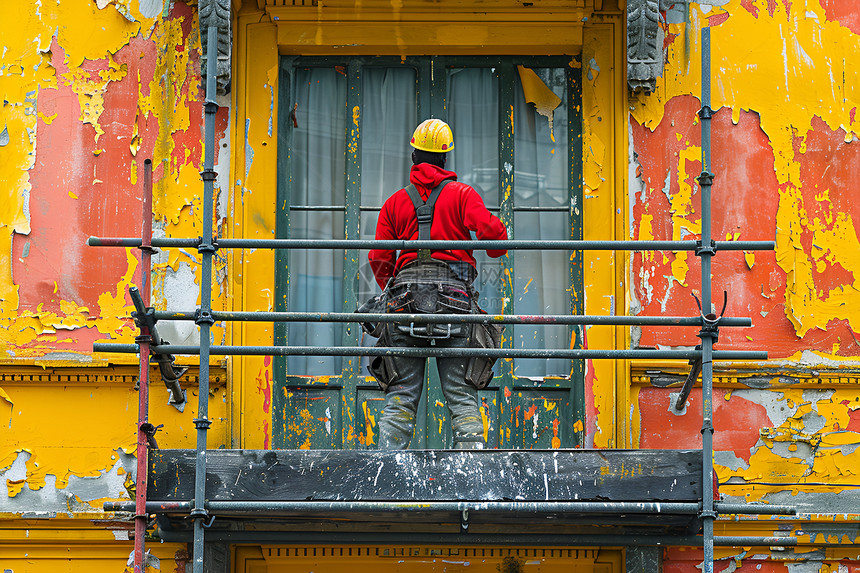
[149,449,702,503]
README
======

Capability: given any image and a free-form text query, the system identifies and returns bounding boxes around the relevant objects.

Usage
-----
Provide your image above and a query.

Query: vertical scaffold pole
[191,25,219,573]
[133,159,154,573]
[698,25,716,573]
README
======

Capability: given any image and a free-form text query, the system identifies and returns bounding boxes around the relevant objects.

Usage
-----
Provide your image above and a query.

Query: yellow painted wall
[1,0,230,569]
[628,1,860,568]
[238,546,621,573]
[2,0,859,570]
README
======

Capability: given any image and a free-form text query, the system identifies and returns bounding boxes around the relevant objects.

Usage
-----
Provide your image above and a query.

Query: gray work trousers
[377,325,486,450]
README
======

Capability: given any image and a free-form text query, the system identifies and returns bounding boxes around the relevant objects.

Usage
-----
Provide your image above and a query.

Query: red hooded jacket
[369,163,508,289]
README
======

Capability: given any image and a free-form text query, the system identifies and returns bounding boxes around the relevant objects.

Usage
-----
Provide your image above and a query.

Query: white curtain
[289,67,347,375]
[357,67,417,368]
[448,68,503,315]
[512,68,569,378]
[358,67,416,304]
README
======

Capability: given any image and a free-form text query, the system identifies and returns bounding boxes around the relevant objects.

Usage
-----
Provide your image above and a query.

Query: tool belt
[361,260,503,391]
[359,178,504,390]
[466,314,504,390]
[386,260,472,338]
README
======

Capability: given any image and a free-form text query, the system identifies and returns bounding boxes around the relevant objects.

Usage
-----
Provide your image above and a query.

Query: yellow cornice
[263,0,589,55]
[630,359,860,388]
[0,365,228,386]
[265,0,588,9]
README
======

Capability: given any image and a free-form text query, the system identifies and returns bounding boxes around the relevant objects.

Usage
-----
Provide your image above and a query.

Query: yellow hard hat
[410,119,454,153]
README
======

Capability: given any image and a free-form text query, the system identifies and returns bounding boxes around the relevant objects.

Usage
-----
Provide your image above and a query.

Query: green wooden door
[272,57,584,450]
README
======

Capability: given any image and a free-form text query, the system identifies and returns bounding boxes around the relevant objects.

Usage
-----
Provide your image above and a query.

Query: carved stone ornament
[627,0,665,94]
[198,0,232,95]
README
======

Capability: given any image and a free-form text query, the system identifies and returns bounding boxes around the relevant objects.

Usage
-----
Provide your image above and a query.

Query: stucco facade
[0,0,858,571]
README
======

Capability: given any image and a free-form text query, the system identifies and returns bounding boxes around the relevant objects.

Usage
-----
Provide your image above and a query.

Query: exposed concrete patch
[156,261,201,346]
[715,450,749,472]
[796,523,860,544]
[732,389,794,428]
[138,0,162,19]
[668,391,688,415]
[800,410,827,435]
[0,450,135,514]
[803,388,836,406]
[737,489,860,514]
[786,561,827,573]
[768,440,814,466]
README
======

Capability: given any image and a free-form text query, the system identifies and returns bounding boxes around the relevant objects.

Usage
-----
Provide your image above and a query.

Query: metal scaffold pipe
[104,500,797,516]
[147,310,754,327]
[132,159,153,573]
[92,343,768,361]
[87,236,775,251]
[699,25,717,573]
[190,25,218,573]
[151,529,799,548]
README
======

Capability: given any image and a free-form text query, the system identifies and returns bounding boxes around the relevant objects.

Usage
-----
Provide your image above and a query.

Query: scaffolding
[89,25,795,573]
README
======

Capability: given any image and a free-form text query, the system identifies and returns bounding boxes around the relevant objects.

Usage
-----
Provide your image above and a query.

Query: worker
[367,118,508,449]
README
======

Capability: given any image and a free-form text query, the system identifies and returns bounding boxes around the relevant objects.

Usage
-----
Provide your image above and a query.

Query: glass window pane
[360,67,416,209]
[448,67,499,208]
[513,67,568,206]
[289,67,347,375]
[513,212,570,378]
[448,67,503,314]
[513,67,570,378]
[358,66,417,362]
[359,66,416,300]
[292,67,347,207]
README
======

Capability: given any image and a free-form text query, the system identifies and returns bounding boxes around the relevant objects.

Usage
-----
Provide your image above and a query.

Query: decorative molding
[633,369,860,389]
[264,0,584,7]
[627,0,664,94]
[199,0,233,95]
[263,547,598,561]
[0,366,227,387]
[265,0,317,5]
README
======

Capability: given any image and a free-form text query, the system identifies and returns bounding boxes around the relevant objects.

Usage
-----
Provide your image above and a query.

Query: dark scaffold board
[149,449,702,503]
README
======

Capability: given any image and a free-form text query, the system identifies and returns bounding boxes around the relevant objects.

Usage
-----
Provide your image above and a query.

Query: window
[273,56,583,449]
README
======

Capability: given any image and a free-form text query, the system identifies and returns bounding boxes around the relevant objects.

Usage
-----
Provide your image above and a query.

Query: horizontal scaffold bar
[152,310,753,327]
[291,205,570,212]
[87,237,775,251]
[150,529,800,547]
[104,500,796,516]
[93,343,768,360]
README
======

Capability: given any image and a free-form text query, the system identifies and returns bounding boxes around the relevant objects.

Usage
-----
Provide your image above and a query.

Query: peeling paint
[0,7,229,568]
[630,2,860,357]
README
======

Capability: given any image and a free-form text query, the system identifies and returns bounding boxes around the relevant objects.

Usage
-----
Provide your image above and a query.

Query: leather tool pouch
[465,315,504,389]
[356,293,387,338]
[367,326,400,391]
[387,260,471,339]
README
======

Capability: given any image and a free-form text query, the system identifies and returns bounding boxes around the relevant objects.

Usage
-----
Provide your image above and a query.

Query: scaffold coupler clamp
[196,234,218,255]
[189,506,215,528]
[129,287,188,407]
[692,290,727,345]
[200,167,217,182]
[130,286,156,333]
[700,416,714,436]
[194,309,215,326]
[139,422,163,449]
[694,238,717,257]
[138,242,159,256]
